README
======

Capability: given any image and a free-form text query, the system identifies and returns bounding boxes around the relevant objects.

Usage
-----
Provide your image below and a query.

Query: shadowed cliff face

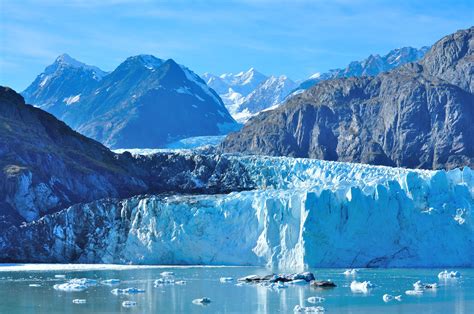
[221,27,474,170]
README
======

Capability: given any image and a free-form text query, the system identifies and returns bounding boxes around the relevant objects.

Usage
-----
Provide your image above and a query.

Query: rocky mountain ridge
[221,27,474,170]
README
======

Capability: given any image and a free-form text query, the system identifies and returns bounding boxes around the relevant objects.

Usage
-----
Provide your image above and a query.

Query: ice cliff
[2,155,472,269]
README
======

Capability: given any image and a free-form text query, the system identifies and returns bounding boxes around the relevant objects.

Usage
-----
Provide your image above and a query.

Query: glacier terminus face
[2,154,473,269]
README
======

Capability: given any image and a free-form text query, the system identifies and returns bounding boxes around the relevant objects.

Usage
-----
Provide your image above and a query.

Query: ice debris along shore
[4,155,472,268]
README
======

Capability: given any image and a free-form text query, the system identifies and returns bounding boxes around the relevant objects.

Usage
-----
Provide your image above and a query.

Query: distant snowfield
[0,263,247,272]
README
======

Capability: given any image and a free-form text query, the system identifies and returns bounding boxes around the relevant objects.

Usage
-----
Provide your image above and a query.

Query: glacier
[1,154,472,269]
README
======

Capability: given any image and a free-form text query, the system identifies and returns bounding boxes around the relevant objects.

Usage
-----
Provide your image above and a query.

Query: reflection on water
[0,266,472,313]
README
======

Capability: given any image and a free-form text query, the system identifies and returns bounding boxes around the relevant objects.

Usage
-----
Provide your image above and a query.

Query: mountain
[234,75,297,122]
[221,27,474,170]
[22,54,107,112]
[294,46,430,93]
[22,54,238,148]
[2,155,472,267]
[203,69,297,122]
[203,68,268,97]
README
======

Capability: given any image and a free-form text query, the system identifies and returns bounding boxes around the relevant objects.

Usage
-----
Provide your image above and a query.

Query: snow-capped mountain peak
[50,53,108,79]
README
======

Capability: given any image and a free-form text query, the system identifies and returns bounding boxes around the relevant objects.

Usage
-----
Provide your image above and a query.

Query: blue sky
[1,0,473,91]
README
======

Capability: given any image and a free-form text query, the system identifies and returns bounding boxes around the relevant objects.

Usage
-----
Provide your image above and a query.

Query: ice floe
[101,279,120,285]
[111,288,145,295]
[219,277,234,283]
[29,284,41,287]
[154,278,175,286]
[54,274,66,279]
[192,297,211,305]
[68,278,97,287]
[343,269,358,276]
[307,296,325,304]
[53,283,88,292]
[175,280,187,285]
[72,299,86,304]
[350,281,375,293]
[294,305,325,312]
[383,294,402,302]
[438,270,461,279]
[122,301,137,308]
[160,271,174,277]
[405,289,423,296]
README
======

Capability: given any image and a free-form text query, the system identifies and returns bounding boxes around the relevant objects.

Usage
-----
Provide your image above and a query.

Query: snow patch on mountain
[63,94,81,105]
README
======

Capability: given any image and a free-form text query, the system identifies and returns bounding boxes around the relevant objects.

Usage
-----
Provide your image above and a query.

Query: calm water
[0,266,472,313]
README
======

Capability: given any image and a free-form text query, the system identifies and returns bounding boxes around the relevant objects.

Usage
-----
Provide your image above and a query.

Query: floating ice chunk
[68,278,97,287]
[275,281,288,289]
[111,288,145,295]
[293,305,325,312]
[424,283,437,289]
[101,279,120,286]
[413,280,423,291]
[405,289,423,296]
[29,284,41,287]
[311,281,336,288]
[154,278,175,285]
[238,275,259,282]
[54,275,66,279]
[53,283,87,292]
[287,279,309,285]
[122,301,137,308]
[160,271,174,277]
[383,294,402,302]
[192,297,211,305]
[290,272,315,282]
[343,269,358,276]
[72,299,86,304]
[175,280,187,285]
[413,280,437,291]
[438,270,461,279]
[220,277,234,283]
[307,296,325,304]
[350,281,375,293]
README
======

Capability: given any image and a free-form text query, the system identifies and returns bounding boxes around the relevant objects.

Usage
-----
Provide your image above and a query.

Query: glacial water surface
[0,265,472,313]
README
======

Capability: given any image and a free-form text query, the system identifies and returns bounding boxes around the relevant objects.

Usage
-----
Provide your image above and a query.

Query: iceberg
[122,301,137,308]
[350,281,375,293]
[101,279,120,285]
[53,283,88,292]
[343,269,358,276]
[68,278,97,287]
[293,305,325,312]
[438,270,461,279]
[111,288,145,295]
[192,297,211,305]
[307,296,325,304]
[383,294,402,302]
[3,156,473,268]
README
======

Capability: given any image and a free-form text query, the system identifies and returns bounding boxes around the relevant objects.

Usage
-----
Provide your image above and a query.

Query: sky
[1,0,473,91]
